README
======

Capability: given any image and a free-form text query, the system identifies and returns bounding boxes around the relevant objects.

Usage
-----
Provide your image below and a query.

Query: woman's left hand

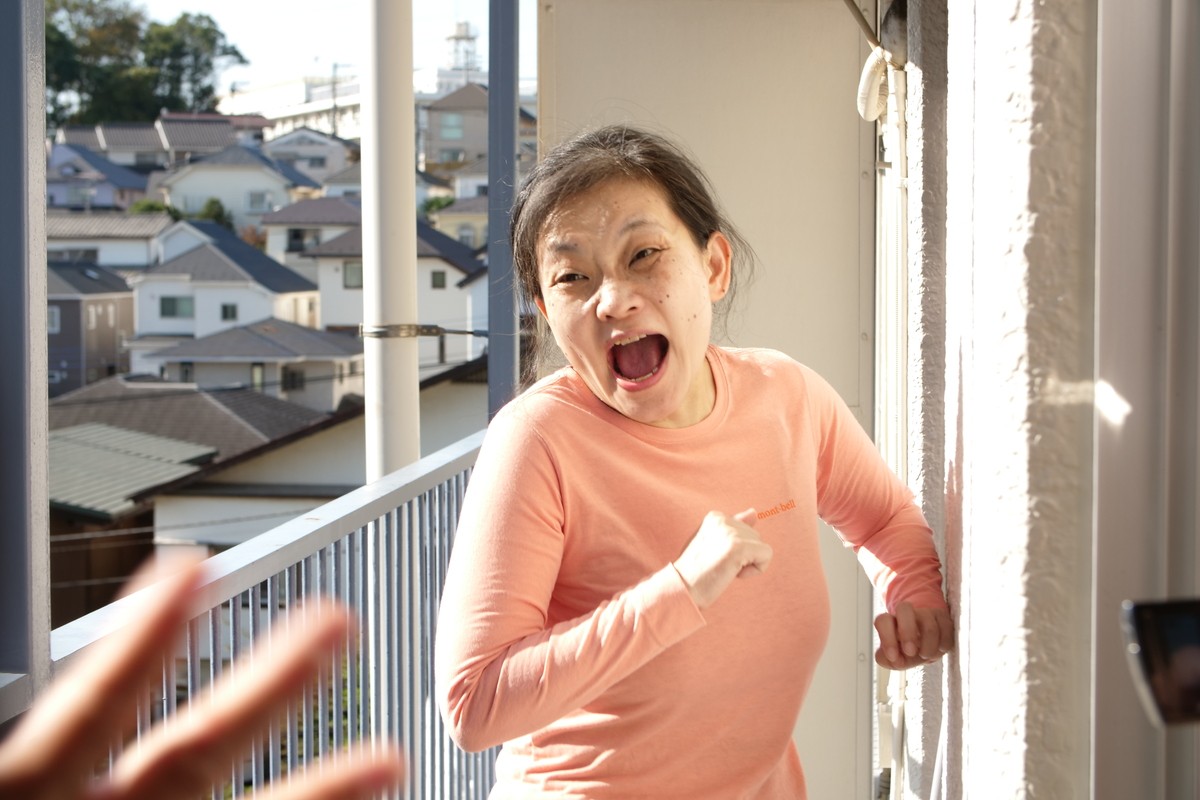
[873,602,954,670]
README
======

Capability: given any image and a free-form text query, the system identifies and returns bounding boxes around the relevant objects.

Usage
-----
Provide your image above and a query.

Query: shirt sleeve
[433,401,707,752]
[802,365,949,614]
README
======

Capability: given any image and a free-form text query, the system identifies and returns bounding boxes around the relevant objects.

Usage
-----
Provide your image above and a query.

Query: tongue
[613,335,667,380]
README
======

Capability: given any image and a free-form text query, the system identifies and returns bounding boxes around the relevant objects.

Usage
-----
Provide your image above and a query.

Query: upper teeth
[614,334,647,347]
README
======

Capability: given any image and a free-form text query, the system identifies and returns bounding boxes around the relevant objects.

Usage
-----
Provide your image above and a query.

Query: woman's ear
[705,232,733,301]
[534,294,548,319]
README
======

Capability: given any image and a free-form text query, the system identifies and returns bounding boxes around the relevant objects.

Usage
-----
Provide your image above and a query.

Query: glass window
[221,303,238,321]
[343,260,363,289]
[282,367,306,391]
[309,156,327,168]
[250,362,264,391]
[180,362,194,382]
[441,112,464,140]
[457,225,475,247]
[431,270,447,290]
[247,191,272,211]
[47,305,61,335]
[161,296,194,319]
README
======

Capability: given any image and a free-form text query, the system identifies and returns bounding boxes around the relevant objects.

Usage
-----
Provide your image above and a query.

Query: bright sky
[135,0,537,94]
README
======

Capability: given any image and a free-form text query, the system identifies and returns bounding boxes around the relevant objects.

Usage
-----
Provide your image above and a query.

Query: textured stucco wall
[911,0,1095,796]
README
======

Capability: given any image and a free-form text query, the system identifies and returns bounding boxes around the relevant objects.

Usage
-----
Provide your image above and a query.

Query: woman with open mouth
[435,125,953,799]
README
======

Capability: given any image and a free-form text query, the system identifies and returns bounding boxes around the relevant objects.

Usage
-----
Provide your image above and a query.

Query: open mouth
[610,334,668,383]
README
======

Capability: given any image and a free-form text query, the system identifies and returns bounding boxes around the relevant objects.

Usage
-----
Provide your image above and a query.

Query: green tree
[194,197,234,230]
[143,13,246,113]
[44,0,246,126]
[129,198,182,220]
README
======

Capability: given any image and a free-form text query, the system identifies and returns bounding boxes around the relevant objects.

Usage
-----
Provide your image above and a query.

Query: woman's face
[534,178,731,428]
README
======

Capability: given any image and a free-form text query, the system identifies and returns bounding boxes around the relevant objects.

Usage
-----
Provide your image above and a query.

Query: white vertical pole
[362,0,420,482]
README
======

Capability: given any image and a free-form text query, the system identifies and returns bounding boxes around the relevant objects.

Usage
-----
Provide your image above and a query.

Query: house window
[161,296,194,319]
[287,228,320,253]
[247,191,272,212]
[180,362,194,382]
[348,359,359,377]
[309,156,326,168]
[49,248,98,263]
[431,270,447,290]
[337,362,345,385]
[47,305,61,334]
[439,148,465,163]
[343,260,363,289]
[87,305,98,330]
[457,225,475,247]
[221,303,238,321]
[250,362,264,391]
[282,366,305,391]
[48,369,66,384]
[441,113,464,140]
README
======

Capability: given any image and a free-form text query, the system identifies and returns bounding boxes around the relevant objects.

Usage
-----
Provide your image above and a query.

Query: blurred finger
[106,601,352,799]
[257,746,406,800]
[0,561,204,799]
[937,608,955,654]
[733,508,758,528]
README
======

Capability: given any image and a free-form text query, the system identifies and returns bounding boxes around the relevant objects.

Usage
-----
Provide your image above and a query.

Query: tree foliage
[45,0,247,127]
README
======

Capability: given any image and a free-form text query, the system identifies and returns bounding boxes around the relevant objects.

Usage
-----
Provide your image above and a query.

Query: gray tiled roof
[437,195,490,215]
[191,145,320,188]
[55,145,148,190]
[50,375,327,461]
[260,196,361,225]
[48,262,131,296]
[324,162,361,185]
[146,221,317,293]
[416,219,485,276]
[57,125,102,149]
[50,423,217,519]
[46,209,175,240]
[149,317,363,360]
[304,226,362,258]
[157,118,238,151]
[99,122,163,150]
[428,83,489,111]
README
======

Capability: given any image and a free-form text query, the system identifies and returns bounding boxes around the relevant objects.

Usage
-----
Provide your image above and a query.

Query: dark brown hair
[510,125,753,310]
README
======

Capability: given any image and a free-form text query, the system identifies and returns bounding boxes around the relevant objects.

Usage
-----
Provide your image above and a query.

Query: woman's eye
[553,272,585,285]
[632,247,659,263]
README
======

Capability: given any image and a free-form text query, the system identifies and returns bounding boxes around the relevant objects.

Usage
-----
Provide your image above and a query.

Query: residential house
[262,126,358,185]
[159,111,270,147]
[259,196,362,280]
[46,143,147,210]
[133,355,488,552]
[48,423,217,626]
[322,161,361,198]
[429,193,489,250]
[422,82,537,182]
[46,209,174,274]
[300,220,487,375]
[143,317,365,414]
[126,220,319,374]
[47,375,330,622]
[417,168,454,207]
[47,261,133,397]
[152,145,321,232]
[56,122,165,172]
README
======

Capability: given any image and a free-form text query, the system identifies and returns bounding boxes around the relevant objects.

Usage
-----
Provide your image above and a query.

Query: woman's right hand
[672,509,773,609]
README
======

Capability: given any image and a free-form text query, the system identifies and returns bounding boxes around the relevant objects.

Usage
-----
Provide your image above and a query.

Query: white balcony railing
[11,430,494,799]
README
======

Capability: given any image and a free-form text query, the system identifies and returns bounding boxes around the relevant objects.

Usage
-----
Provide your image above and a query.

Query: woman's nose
[594,277,640,320]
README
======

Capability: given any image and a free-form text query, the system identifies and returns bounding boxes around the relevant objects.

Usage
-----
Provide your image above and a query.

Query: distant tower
[448,21,479,80]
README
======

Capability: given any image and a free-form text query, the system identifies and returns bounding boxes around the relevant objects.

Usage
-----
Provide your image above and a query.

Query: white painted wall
[540,2,875,796]
[160,166,290,230]
[314,256,364,329]
[419,380,487,455]
[416,256,476,368]
[156,225,210,263]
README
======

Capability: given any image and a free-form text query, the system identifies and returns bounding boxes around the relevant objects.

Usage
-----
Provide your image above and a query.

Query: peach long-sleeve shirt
[435,346,947,798]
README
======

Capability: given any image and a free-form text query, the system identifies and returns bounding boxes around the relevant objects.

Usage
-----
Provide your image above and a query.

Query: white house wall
[417,256,475,369]
[419,380,487,456]
[162,168,290,231]
[316,257,364,329]
[156,226,210,263]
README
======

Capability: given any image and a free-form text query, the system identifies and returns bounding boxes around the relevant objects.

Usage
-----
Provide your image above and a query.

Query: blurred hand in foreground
[0,561,405,800]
